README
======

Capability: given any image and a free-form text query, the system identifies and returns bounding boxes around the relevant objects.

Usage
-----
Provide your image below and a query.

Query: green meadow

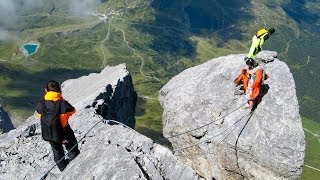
[0,0,319,178]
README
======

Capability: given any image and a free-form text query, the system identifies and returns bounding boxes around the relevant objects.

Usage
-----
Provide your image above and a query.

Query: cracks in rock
[123,142,154,180]
[176,166,187,180]
[40,153,49,160]
[223,167,246,178]
[134,156,151,180]
[234,112,254,179]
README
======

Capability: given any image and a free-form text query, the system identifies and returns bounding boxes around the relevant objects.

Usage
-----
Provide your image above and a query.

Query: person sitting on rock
[234,59,268,110]
[245,27,275,62]
[36,80,80,171]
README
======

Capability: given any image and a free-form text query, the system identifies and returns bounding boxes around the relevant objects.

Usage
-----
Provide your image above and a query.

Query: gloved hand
[244,57,249,62]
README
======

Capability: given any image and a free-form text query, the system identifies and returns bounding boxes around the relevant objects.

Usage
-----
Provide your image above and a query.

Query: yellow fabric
[247,34,266,58]
[40,91,74,128]
[44,91,62,101]
[256,28,268,37]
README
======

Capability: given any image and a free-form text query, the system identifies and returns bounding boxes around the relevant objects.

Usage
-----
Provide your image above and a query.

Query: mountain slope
[0,0,319,178]
[0,0,319,123]
[0,64,197,179]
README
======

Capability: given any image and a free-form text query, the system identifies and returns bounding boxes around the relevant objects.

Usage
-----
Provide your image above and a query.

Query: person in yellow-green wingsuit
[234,28,275,110]
[246,27,275,60]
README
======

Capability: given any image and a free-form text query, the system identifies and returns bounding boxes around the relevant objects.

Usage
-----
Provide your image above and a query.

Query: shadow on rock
[0,106,15,133]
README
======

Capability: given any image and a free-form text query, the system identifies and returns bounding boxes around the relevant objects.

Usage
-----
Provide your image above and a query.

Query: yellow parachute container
[256,28,268,38]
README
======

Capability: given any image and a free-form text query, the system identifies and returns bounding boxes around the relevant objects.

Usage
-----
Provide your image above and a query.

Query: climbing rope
[39,120,103,180]
[38,102,247,179]
[234,111,254,177]
[173,110,252,153]
[217,111,253,146]
[38,118,138,180]
[157,102,247,143]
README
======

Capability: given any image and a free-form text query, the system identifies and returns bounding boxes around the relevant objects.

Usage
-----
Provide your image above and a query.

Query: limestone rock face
[62,64,137,128]
[159,51,305,179]
[0,64,197,179]
[0,110,197,180]
[0,105,14,134]
[59,110,197,180]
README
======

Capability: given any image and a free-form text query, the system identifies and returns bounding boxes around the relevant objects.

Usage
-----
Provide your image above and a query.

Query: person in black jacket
[36,80,80,171]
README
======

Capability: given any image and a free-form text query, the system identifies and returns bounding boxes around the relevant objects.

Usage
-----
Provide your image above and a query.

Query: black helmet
[245,58,255,66]
[268,28,275,35]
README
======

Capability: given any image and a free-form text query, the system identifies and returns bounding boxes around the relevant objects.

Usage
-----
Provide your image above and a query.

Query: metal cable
[39,102,247,179]
[158,102,247,142]
[173,111,252,153]
[39,120,103,180]
[39,118,138,180]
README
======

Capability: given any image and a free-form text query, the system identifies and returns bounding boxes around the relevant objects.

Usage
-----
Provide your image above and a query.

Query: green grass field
[0,1,319,179]
[301,118,320,179]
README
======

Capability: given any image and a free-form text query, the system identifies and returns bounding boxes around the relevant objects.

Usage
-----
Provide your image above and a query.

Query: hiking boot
[67,150,80,161]
[57,159,69,172]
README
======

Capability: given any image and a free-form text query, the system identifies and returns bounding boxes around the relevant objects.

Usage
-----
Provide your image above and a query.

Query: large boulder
[0,64,198,179]
[159,51,305,179]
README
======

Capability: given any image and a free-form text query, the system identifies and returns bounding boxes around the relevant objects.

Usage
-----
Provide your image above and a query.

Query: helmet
[245,58,255,66]
[268,28,275,35]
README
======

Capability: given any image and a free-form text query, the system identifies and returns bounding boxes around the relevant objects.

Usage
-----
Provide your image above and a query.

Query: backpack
[40,100,64,142]
[255,28,268,38]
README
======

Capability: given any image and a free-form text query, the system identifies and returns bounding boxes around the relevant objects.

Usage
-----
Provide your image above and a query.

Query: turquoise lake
[22,43,39,56]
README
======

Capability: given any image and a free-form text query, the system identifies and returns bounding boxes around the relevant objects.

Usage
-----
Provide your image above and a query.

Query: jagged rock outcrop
[62,64,137,128]
[0,105,14,134]
[0,64,197,179]
[159,51,305,179]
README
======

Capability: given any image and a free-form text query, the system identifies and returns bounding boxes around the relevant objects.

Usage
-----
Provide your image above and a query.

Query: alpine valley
[0,0,319,179]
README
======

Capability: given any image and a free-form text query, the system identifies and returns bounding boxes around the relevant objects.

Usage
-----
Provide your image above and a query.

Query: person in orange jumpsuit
[234,58,267,110]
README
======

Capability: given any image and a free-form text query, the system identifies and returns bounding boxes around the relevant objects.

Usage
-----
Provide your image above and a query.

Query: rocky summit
[159,51,305,179]
[0,64,197,180]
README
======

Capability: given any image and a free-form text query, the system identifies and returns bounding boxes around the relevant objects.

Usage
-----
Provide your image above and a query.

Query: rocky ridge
[0,64,197,179]
[159,51,305,179]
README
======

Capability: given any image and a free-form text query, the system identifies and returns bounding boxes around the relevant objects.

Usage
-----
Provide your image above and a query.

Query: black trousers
[49,125,80,171]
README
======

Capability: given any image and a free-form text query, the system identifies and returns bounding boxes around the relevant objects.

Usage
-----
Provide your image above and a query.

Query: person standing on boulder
[244,27,275,62]
[234,59,268,110]
[36,80,80,171]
